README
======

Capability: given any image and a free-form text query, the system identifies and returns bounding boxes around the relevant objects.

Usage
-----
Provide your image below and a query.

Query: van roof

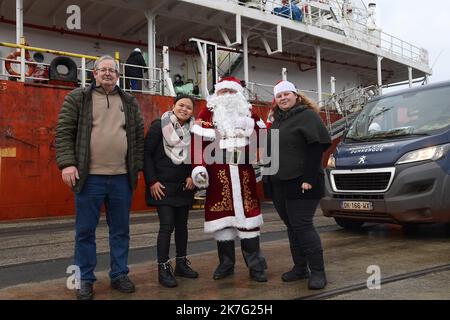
[372,80,450,102]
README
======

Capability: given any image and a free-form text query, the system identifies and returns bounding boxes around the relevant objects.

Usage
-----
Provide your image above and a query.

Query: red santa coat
[191,107,265,233]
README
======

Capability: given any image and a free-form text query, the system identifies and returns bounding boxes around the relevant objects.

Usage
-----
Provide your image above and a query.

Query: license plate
[341,201,373,211]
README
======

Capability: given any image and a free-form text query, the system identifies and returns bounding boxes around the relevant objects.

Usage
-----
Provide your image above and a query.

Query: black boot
[282,266,310,282]
[307,250,327,290]
[158,261,178,288]
[282,243,310,282]
[241,237,268,282]
[213,240,235,280]
[175,257,199,279]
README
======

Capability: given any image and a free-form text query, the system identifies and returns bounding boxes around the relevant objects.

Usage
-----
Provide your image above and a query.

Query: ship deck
[0,0,431,86]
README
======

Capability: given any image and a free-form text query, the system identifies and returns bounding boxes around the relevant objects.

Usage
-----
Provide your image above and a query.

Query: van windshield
[346,85,450,141]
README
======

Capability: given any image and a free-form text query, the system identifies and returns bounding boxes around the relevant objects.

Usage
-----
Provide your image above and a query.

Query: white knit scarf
[161,111,194,165]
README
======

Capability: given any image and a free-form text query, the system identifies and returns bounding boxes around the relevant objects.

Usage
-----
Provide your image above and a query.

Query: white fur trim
[229,165,246,226]
[238,230,260,239]
[220,137,249,149]
[214,80,243,94]
[214,228,237,241]
[190,124,216,141]
[273,80,297,97]
[204,215,264,233]
[192,166,209,188]
[256,119,266,129]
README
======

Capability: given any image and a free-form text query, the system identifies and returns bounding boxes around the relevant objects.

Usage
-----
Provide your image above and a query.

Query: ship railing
[0,57,50,82]
[0,42,99,85]
[120,62,162,95]
[228,0,428,65]
[246,81,275,103]
[246,80,331,105]
[321,84,379,139]
[0,42,164,94]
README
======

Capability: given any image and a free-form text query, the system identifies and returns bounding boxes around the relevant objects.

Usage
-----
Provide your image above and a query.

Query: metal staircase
[217,51,243,77]
[322,84,380,140]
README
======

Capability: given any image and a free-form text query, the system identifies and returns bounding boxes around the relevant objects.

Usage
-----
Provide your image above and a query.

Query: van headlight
[396,144,450,165]
[327,154,336,168]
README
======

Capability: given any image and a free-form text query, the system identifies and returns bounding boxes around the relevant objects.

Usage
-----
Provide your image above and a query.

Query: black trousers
[271,183,323,268]
[156,206,189,263]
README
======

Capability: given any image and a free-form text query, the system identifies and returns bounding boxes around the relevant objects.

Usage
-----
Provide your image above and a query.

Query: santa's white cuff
[214,228,238,241]
[238,230,261,239]
[192,166,209,189]
[190,124,215,141]
[242,117,255,137]
[256,119,266,129]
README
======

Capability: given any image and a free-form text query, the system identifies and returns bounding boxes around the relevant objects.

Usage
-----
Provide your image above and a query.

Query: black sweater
[270,104,331,184]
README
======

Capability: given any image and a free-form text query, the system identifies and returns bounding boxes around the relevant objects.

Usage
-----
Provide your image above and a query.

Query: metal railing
[228,0,429,66]
[120,62,162,95]
[246,81,275,102]
[0,42,163,94]
[322,84,380,138]
[247,80,331,104]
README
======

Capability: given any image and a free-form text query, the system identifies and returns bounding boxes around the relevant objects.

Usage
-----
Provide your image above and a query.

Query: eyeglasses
[96,68,117,74]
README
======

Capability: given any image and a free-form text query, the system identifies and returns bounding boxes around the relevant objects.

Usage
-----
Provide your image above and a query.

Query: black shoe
[249,269,267,282]
[158,261,178,288]
[308,271,327,290]
[175,257,199,279]
[213,266,234,280]
[282,266,310,282]
[76,281,93,300]
[111,275,135,293]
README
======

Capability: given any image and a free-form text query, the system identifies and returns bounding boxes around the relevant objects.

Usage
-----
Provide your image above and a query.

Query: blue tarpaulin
[273,3,303,21]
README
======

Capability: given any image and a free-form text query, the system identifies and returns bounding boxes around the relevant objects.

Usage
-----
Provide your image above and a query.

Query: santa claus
[190,76,268,282]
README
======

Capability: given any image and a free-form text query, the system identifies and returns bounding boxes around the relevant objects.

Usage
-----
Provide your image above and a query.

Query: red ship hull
[0,80,340,220]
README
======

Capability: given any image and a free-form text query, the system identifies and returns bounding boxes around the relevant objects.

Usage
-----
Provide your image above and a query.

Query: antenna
[431,49,444,70]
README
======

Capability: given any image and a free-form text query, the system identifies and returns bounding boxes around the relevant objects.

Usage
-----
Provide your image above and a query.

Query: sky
[373,0,450,84]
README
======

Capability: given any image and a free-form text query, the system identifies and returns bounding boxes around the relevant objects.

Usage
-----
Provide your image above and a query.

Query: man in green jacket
[56,55,144,300]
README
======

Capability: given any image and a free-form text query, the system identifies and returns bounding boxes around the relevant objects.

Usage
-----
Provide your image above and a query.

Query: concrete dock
[0,202,449,300]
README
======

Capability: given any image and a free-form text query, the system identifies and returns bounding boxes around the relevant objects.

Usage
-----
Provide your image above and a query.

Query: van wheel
[401,224,420,234]
[334,218,364,230]
[444,223,450,235]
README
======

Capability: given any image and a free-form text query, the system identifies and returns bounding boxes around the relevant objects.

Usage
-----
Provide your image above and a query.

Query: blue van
[320,81,450,229]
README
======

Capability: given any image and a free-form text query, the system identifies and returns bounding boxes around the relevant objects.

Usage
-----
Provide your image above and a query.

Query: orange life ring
[5,50,36,77]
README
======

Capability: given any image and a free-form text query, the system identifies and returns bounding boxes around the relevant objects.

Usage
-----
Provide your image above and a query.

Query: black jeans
[271,183,323,268]
[156,206,189,263]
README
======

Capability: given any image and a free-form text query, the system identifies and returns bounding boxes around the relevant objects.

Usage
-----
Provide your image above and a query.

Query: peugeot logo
[358,156,367,164]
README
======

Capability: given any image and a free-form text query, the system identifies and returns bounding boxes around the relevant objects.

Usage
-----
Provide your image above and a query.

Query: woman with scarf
[268,81,331,290]
[144,94,198,288]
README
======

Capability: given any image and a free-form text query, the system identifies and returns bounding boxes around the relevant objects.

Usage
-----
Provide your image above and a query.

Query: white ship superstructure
[0,0,432,102]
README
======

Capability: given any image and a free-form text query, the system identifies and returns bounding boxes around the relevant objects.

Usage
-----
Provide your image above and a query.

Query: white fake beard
[207,93,252,138]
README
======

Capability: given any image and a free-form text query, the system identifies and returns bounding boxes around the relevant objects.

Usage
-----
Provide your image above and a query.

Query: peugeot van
[320,81,450,229]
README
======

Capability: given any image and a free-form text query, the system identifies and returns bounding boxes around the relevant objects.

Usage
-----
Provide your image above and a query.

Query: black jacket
[143,119,194,207]
[268,104,331,199]
[125,51,147,78]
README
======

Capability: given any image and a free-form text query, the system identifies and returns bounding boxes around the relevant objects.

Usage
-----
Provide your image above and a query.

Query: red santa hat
[214,76,244,94]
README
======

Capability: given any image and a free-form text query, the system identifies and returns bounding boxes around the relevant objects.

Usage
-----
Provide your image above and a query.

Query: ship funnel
[367,3,378,31]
